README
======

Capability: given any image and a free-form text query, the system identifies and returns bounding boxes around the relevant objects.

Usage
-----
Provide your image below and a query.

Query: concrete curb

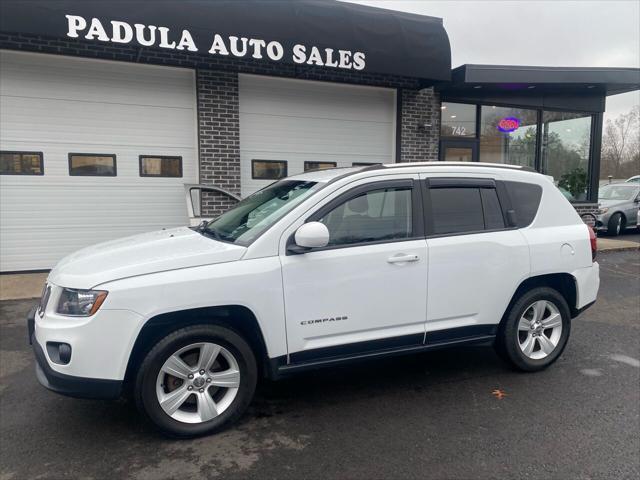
[598,245,640,253]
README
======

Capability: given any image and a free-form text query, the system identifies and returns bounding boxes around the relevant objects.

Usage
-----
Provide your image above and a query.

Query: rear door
[420,175,530,343]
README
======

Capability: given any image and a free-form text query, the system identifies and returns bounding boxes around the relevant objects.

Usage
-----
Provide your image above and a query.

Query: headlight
[598,207,609,214]
[56,288,108,316]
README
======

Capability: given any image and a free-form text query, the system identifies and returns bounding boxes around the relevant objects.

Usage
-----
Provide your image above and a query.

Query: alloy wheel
[517,300,563,360]
[156,342,240,424]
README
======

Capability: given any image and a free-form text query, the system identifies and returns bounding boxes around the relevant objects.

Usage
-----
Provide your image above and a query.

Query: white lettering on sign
[451,126,467,136]
[65,15,366,70]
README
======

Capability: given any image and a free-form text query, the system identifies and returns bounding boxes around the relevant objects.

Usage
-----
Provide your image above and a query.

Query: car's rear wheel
[607,213,624,236]
[496,287,571,372]
[135,324,257,438]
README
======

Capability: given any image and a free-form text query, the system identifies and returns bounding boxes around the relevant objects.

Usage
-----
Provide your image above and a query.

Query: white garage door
[0,51,197,271]
[239,74,396,198]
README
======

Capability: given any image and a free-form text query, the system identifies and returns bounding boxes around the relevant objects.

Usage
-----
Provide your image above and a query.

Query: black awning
[437,64,640,112]
[444,64,640,96]
[0,0,451,81]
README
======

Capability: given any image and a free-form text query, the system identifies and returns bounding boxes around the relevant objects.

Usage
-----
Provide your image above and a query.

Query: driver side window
[318,186,413,246]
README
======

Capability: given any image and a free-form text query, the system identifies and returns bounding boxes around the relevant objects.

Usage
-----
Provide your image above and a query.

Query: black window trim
[139,155,183,178]
[287,178,424,254]
[422,177,517,239]
[251,159,288,180]
[0,150,44,176]
[304,161,337,172]
[68,153,117,177]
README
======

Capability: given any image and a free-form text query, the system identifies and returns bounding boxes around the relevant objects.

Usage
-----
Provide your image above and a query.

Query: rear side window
[429,187,506,235]
[430,188,484,234]
[504,181,542,227]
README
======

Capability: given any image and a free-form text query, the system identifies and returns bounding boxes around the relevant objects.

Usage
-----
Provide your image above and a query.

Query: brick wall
[196,70,241,217]
[400,88,441,162]
[573,203,600,227]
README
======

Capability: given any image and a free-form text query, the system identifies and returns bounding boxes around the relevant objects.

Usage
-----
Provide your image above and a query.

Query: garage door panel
[239,74,395,198]
[0,51,197,271]
[240,115,393,156]
[0,51,194,108]
[0,184,190,271]
[239,76,394,121]
[1,97,195,148]
[0,144,196,179]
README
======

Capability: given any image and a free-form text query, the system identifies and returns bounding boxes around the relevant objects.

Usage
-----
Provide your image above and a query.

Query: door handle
[387,254,419,264]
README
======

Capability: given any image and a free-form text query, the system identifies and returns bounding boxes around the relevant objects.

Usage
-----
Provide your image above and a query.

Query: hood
[48,227,246,289]
[598,198,633,209]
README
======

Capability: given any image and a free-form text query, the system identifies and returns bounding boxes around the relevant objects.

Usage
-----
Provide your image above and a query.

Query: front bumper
[594,215,608,231]
[28,307,125,400]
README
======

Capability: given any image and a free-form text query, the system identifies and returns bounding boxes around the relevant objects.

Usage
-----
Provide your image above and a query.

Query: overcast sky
[344,0,640,122]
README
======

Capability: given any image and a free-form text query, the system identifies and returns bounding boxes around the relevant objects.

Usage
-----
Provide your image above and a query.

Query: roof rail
[362,162,538,173]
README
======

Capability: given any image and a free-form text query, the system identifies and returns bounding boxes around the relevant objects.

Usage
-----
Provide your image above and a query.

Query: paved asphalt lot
[1,250,638,480]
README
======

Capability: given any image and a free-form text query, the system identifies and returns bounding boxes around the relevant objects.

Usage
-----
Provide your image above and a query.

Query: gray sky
[343,0,640,123]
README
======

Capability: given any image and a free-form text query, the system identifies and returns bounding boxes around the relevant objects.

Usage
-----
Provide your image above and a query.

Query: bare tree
[601,105,640,179]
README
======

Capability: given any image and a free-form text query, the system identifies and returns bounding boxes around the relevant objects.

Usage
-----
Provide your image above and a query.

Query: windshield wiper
[195,220,209,232]
[199,222,232,243]
[194,220,221,240]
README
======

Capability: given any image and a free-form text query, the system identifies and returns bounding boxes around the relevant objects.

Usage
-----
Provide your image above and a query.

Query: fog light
[46,342,72,365]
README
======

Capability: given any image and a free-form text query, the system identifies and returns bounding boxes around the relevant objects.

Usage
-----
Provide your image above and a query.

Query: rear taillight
[588,226,597,261]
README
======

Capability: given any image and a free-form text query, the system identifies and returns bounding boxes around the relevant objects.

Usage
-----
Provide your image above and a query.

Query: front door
[440,139,478,162]
[280,176,428,363]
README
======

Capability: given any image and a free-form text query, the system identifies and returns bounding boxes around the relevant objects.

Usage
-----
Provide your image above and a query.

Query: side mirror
[294,222,330,249]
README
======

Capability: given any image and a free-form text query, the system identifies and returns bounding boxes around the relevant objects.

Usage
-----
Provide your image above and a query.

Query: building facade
[0,0,638,271]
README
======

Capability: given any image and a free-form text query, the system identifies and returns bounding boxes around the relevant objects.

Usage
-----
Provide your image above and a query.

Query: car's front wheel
[496,287,571,372]
[135,324,257,438]
[607,212,624,236]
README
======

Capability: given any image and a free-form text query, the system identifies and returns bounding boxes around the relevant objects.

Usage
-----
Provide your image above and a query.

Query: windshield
[598,184,639,201]
[203,180,319,245]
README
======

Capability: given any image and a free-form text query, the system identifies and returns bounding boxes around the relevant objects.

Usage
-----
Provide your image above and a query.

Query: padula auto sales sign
[65,15,367,71]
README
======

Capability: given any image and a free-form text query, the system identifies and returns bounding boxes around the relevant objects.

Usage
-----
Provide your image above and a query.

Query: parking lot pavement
[1,250,638,480]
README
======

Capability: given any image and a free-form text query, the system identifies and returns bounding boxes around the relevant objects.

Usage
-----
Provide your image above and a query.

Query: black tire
[607,212,624,236]
[495,287,571,372]
[135,324,257,438]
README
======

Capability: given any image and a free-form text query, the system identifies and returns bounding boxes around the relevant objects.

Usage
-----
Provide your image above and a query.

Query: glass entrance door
[440,140,478,162]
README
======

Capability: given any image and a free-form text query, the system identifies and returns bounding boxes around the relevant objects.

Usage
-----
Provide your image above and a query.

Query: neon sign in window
[497,117,520,133]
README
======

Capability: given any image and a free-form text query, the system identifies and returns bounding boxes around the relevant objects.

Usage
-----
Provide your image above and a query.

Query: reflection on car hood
[48,227,246,289]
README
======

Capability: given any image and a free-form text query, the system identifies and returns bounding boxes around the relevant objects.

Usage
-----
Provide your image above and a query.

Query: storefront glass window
[441,103,476,137]
[541,112,592,201]
[479,106,537,167]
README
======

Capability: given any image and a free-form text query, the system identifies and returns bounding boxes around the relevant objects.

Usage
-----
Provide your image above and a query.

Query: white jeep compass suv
[28,163,600,437]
